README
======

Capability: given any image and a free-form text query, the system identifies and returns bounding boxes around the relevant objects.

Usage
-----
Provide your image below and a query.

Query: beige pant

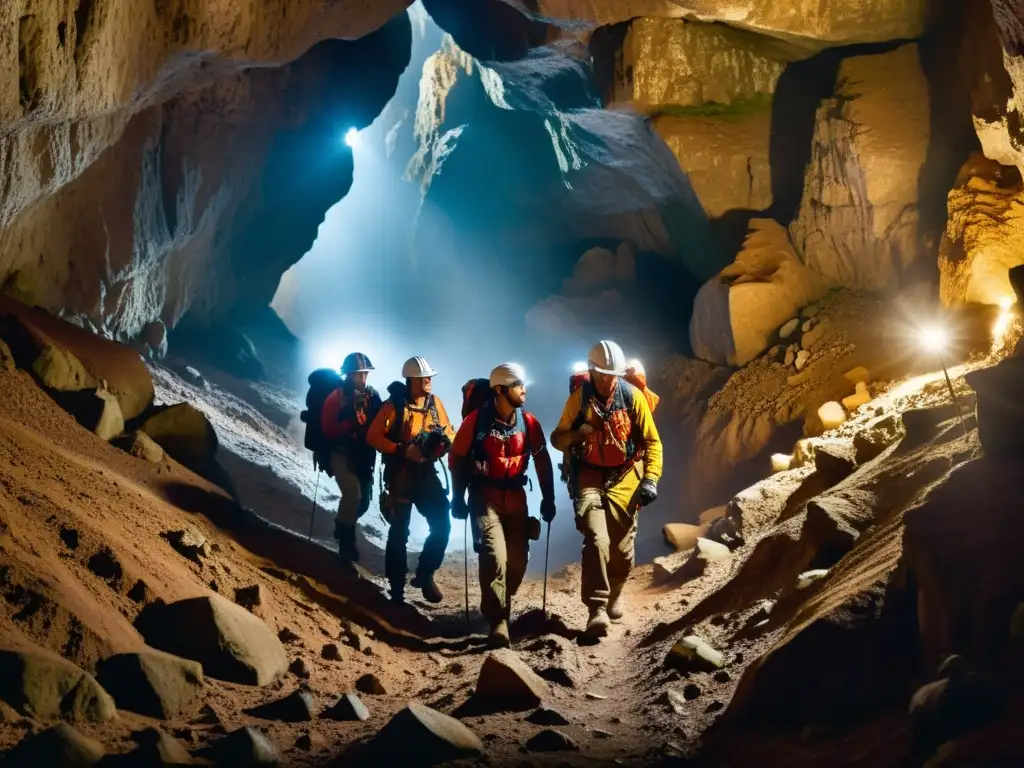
[329,451,372,527]
[471,491,529,625]
[574,466,641,608]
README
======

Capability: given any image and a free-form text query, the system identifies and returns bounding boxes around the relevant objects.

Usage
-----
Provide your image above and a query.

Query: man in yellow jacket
[551,340,663,638]
[367,356,456,604]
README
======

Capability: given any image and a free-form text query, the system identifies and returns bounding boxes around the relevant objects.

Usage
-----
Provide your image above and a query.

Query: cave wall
[0,0,413,342]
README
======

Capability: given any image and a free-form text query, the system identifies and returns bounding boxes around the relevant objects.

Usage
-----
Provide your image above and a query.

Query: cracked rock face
[789,44,930,292]
[0,1,411,340]
[972,0,1024,176]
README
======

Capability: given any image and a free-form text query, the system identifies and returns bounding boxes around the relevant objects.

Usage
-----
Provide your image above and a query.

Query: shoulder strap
[386,397,405,444]
[570,381,592,431]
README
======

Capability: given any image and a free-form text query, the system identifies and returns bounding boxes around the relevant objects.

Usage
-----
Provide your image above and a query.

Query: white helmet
[489,362,526,388]
[588,340,627,375]
[402,356,437,378]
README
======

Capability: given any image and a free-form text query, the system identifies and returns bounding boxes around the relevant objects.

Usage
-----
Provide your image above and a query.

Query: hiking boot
[586,607,611,638]
[335,524,359,564]
[608,588,625,622]
[410,574,444,604]
[489,620,511,649]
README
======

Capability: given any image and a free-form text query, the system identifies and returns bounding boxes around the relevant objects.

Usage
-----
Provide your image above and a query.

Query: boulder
[939,155,1024,307]
[163,528,212,564]
[789,44,930,291]
[126,727,194,766]
[662,523,706,552]
[373,702,483,763]
[210,726,280,766]
[51,388,125,441]
[561,244,635,297]
[475,649,549,712]
[610,18,798,114]
[966,355,1024,457]
[244,689,316,723]
[526,728,579,752]
[323,692,370,722]
[141,321,169,360]
[812,442,857,483]
[96,648,204,719]
[852,416,903,463]
[135,595,288,686]
[126,431,165,463]
[0,649,115,722]
[140,404,218,465]
[5,722,105,766]
[655,110,773,218]
[665,636,725,672]
[909,670,1007,755]
[356,673,387,696]
[0,296,154,418]
[690,219,831,366]
[234,584,275,621]
[527,706,570,726]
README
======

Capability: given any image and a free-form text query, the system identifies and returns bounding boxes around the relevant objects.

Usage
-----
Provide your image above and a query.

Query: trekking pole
[307,471,321,542]
[463,517,470,630]
[542,519,551,619]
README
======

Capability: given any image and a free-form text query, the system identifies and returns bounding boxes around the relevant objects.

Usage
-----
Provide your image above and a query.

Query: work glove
[402,442,426,463]
[540,498,556,522]
[451,495,469,521]
[638,478,658,507]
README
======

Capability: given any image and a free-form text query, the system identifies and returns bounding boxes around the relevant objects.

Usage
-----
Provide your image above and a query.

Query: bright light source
[919,325,948,354]
[627,358,645,375]
[572,361,588,373]
[999,295,1016,310]
[344,127,359,148]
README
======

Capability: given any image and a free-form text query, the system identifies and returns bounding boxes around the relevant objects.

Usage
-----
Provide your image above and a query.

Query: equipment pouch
[526,516,541,542]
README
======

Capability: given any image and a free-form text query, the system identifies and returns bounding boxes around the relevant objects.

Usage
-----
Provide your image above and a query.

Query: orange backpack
[569,370,660,413]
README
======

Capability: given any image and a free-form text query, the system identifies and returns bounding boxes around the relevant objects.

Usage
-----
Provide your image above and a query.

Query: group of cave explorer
[311,341,662,647]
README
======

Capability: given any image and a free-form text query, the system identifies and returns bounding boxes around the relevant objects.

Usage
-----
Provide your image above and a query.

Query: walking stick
[542,519,551,619]
[307,471,321,542]
[464,517,470,630]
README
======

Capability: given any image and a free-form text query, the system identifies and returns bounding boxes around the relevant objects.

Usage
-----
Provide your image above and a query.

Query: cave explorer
[367,356,456,604]
[551,339,663,639]
[318,352,382,565]
[449,363,556,649]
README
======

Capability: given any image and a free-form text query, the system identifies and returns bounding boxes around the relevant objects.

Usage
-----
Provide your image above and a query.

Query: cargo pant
[329,451,373,535]
[574,463,643,608]
[470,489,529,625]
[384,460,451,587]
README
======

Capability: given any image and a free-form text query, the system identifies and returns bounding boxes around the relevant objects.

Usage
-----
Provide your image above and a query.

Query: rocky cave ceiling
[0,0,1022,362]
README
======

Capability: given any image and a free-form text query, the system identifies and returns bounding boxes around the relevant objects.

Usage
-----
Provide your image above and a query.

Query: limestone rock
[966,355,1024,457]
[244,689,316,723]
[0,313,96,392]
[561,244,636,297]
[234,584,274,620]
[127,727,195,766]
[812,442,857,483]
[662,523,705,552]
[163,528,212,565]
[852,416,903,463]
[5,723,105,766]
[127,431,165,463]
[135,594,288,686]
[373,702,483,763]
[502,0,925,48]
[690,219,831,366]
[818,401,847,431]
[210,726,280,766]
[795,350,810,371]
[666,636,725,672]
[789,44,930,291]
[611,18,797,114]
[696,538,731,562]
[0,649,115,722]
[655,110,773,217]
[140,404,218,465]
[527,706,570,726]
[96,648,204,719]
[938,154,1024,307]
[909,672,1007,755]
[475,649,549,711]
[323,692,370,722]
[779,318,799,339]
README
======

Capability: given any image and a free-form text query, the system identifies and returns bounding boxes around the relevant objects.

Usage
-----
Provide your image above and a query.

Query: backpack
[461,378,492,418]
[300,368,342,457]
[569,370,659,414]
[382,381,444,461]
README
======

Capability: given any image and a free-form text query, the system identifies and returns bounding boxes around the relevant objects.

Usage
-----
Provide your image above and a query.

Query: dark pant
[384,462,451,586]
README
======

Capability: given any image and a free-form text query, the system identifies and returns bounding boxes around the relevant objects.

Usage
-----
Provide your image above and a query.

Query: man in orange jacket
[449,363,555,648]
[319,352,381,565]
[367,356,456,604]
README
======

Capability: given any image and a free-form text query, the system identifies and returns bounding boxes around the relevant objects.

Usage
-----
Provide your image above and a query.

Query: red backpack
[461,378,492,419]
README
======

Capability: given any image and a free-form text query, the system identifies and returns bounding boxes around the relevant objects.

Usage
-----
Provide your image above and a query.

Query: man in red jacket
[320,352,382,564]
[449,362,555,648]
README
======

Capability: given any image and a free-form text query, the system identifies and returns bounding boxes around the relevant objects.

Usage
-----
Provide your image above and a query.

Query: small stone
[445,661,464,675]
[342,632,363,651]
[801,318,816,333]
[128,431,165,463]
[362,645,375,657]
[323,692,370,722]
[813,443,857,481]
[373,702,483,762]
[665,636,725,672]
[278,628,300,643]
[320,644,341,661]
[779,318,799,339]
[696,537,731,562]
[527,706,570,726]
[818,401,847,431]
[538,667,576,688]
[245,688,316,723]
[592,728,613,738]
[705,701,724,713]
[683,683,701,700]
[713,670,731,683]
[6,723,105,765]
[234,584,270,611]
[289,658,309,679]
[585,691,607,700]
[795,350,811,371]
[784,346,797,366]
[526,729,579,752]
[356,673,387,695]
[128,579,151,603]
[659,689,687,715]
[475,649,549,712]
[797,569,830,589]
[127,727,194,765]
[163,527,210,564]
[211,726,280,765]
[294,732,314,751]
